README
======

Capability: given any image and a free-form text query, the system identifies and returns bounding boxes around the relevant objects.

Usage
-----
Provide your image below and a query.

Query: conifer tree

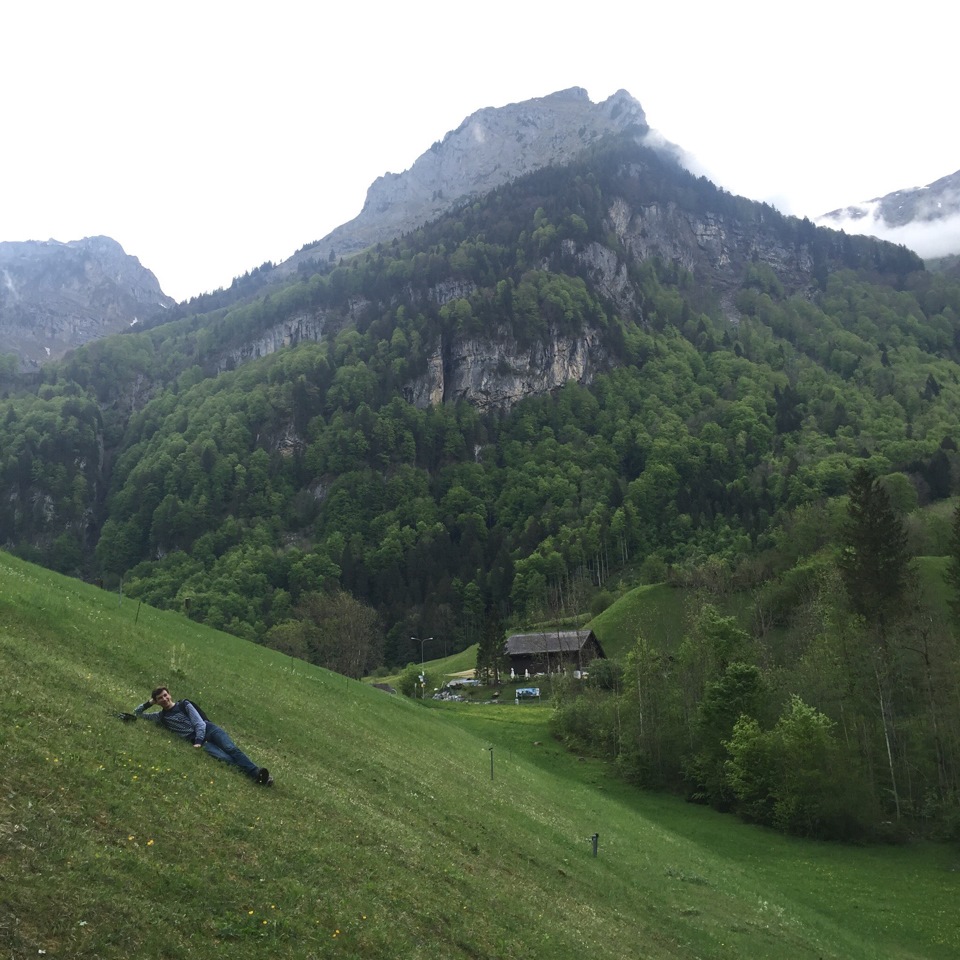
[475,608,506,685]
[837,465,913,819]
[943,500,960,626]
[838,466,911,637]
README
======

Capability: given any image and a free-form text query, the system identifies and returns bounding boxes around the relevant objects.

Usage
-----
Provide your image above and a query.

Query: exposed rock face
[606,197,813,300]
[215,312,327,373]
[280,88,652,274]
[400,187,823,412]
[0,236,174,367]
[405,326,605,412]
[816,168,960,259]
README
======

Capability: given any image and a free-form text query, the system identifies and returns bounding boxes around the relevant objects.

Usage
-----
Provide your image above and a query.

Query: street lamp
[412,636,433,698]
[412,635,434,670]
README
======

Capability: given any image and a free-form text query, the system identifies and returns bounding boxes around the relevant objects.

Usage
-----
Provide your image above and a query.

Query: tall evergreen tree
[838,466,911,636]
[475,607,506,685]
[944,501,960,626]
[837,466,914,819]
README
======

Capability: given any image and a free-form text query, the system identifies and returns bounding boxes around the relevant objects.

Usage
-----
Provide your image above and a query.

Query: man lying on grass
[133,686,273,786]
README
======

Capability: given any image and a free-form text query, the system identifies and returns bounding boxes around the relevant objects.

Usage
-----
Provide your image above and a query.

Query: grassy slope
[588,582,695,659]
[591,554,955,660]
[2,552,958,959]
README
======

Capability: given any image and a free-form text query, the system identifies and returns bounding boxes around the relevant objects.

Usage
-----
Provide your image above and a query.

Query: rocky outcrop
[279,88,653,276]
[565,239,643,322]
[405,326,606,412]
[609,198,812,291]
[214,311,328,373]
[0,236,174,367]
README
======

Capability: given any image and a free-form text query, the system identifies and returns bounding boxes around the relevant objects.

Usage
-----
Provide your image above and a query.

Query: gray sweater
[134,700,207,745]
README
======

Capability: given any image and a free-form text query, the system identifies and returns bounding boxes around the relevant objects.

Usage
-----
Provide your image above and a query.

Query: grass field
[588,581,695,659]
[590,554,955,660]
[2,551,958,959]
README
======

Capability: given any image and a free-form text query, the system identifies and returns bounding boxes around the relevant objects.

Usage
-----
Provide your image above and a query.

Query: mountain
[1,130,939,624]
[277,87,658,278]
[4,93,960,842]
[0,235,174,368]
[0,92,946,661]
[140,140,919,414]
[816,168,960,260]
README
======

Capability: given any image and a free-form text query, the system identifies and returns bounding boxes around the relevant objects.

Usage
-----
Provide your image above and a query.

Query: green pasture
[2,551,957,959]
[588,581,693,659]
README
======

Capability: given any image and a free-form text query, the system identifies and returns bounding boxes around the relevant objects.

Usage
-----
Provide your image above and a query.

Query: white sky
[2,1,957,302]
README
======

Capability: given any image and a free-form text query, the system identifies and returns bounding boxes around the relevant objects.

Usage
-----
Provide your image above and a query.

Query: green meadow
[2,551,958,959]
[589,582,694,659]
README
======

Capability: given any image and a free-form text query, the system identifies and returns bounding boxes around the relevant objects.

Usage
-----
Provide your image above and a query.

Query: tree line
[552,467,960,840]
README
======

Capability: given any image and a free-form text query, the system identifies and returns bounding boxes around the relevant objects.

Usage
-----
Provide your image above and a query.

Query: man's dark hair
[151,686,169,699]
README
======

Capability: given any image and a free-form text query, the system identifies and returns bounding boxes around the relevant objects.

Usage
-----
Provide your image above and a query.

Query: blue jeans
[202,723,260,778]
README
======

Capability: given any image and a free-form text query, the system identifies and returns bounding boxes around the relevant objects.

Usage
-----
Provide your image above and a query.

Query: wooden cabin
[503,629,606,676]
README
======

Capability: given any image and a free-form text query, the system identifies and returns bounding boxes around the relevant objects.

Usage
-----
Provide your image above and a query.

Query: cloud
[815,208,960,260]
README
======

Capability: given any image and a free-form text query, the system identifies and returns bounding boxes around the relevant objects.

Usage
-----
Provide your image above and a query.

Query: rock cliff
[213,312,328,373]
[0,236,174,367]
[279,88,653,274]
[604,196,814,311]
[405,326,605,412]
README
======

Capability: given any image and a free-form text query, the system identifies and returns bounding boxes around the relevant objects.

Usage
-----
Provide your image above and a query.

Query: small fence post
[591,833,599,857]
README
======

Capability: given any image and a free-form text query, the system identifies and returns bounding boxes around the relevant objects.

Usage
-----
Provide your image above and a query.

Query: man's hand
[116,712,137,722]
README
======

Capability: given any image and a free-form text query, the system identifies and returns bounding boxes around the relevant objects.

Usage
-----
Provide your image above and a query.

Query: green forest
[3,135,960,838]
[551,471,960,841]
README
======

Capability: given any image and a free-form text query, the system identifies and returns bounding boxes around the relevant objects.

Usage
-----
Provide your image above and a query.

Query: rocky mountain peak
[280,88,651,274]
[0,235,174,367]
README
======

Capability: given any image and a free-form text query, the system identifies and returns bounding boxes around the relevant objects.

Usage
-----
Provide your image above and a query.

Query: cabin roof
[503,630,601,656]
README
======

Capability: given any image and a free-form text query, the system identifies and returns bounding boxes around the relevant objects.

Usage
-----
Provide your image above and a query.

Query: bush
[586,658,622,691]
[550,689,620,758]
[590,590,615,617]
[397,663,429,698]
[724,696,876,840]
[639,555,667,584]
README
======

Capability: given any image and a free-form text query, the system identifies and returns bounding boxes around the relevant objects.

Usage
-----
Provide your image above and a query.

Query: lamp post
[412,636,434,670]
[412,636,433,698]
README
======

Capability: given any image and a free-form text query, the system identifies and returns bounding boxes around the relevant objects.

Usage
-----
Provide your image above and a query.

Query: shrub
[725,696,876,840]
[550,689,620,758]
[398,663,428,698]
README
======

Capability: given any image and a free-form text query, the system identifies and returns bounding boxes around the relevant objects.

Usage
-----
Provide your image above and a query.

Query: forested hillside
[0,135,958,674]
[4,134,960,835]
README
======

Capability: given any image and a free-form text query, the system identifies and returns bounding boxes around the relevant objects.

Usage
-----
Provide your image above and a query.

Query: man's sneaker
[256,767,274,786]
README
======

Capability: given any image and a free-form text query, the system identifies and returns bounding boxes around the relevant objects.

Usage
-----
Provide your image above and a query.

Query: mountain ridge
[277,87,658,276]
[2,88,950,367]
[0,235,174,367]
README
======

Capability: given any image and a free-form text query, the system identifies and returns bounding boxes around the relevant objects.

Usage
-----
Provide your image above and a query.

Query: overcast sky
[3,1,956,302]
